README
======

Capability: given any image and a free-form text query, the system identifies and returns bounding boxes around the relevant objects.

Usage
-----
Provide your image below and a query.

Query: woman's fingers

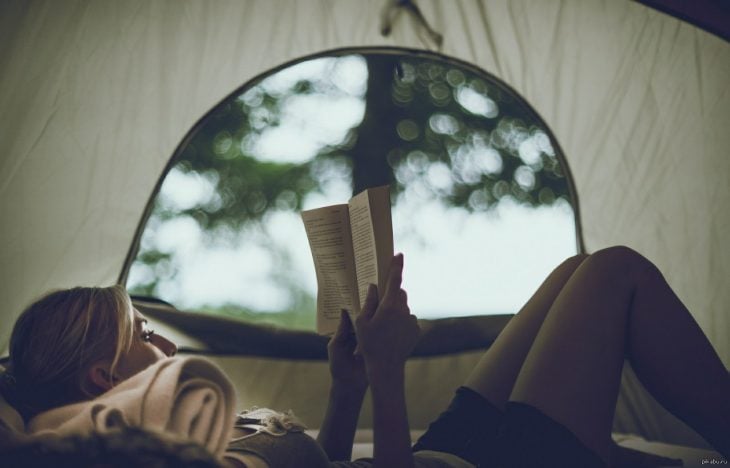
[358,254,411,325]
[351,255,419,367]
[331,309,353,342]
[383,253,404,299]
[378,254,409,313]
[358,283,379,321]
[383,288,410,315]
[328,311,349,353]
[399,289,409,311]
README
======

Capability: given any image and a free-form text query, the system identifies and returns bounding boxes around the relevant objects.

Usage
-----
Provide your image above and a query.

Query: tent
[1,0,728,461]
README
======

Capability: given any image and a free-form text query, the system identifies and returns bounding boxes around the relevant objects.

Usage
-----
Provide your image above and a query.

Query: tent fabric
[1,0,729,369]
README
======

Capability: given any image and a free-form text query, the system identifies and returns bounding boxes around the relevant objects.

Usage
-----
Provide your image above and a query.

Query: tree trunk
[350,55,402,194]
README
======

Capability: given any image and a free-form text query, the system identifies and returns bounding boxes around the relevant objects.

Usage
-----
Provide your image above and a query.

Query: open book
[301,185,393,335]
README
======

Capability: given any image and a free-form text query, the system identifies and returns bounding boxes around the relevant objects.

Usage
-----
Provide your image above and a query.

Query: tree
[127,52,572,327]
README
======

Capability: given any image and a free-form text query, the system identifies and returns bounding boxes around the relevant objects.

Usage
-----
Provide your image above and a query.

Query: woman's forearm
[317,382,367,461]
[369,366,414,468]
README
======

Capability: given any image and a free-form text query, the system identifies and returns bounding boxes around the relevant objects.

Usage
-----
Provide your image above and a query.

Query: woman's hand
[354,253,420,378]
[327,310,368,391]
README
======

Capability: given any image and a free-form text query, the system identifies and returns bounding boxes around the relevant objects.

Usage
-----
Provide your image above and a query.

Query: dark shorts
[412,387,606,468]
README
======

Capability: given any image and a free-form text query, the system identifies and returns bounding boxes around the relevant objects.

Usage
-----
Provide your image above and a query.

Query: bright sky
[127,55,578,318]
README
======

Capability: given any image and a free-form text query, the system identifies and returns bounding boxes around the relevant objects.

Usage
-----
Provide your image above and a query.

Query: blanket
[26,357,236,458]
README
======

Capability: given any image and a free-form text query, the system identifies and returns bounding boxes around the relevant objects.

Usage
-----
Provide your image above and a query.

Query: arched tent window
[121,48,583,332]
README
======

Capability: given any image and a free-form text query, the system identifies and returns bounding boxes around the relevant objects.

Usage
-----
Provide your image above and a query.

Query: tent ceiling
[1,0,728,366]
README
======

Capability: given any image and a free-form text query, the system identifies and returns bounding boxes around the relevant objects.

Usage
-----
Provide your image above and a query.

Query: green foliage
[127,52,573,327]
[194,301,316,330]
[351,55,567,208]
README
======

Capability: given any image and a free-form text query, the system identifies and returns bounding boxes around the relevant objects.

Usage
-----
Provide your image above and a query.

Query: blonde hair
[1,285,135,420]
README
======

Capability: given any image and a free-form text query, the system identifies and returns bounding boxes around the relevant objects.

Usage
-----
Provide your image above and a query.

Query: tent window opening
[123,49,582,331]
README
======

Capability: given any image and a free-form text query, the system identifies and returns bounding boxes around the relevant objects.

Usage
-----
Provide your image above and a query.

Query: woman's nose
[152,333,178,357]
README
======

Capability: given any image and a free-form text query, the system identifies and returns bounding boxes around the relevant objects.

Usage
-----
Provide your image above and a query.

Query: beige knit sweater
[26,357,236,459]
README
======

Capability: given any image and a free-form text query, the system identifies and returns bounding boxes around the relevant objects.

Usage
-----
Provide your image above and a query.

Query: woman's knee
[567,252,590,264]
[555,253,589,274]
[586,245,660,284]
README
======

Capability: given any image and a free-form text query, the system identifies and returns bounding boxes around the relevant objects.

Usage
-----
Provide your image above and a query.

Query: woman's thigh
[464,254,588,409]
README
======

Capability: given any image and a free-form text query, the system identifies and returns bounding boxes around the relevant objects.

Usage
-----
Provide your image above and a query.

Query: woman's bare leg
[464,254,588,409]
[509,246,730,462]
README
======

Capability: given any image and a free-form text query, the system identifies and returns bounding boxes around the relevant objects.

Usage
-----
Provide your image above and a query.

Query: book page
[348,185,393,309]
[367,185,394,296]
[301,205,358,335]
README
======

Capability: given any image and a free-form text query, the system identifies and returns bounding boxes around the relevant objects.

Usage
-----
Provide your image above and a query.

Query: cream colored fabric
[0,3,728,457]
[1,0,727,366]
[27,357,236,458]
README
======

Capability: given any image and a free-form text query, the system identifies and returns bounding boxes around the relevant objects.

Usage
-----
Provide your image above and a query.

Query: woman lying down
[0,247,728,467]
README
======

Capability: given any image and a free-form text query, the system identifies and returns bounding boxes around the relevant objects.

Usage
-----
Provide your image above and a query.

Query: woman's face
[113,309,178,381]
